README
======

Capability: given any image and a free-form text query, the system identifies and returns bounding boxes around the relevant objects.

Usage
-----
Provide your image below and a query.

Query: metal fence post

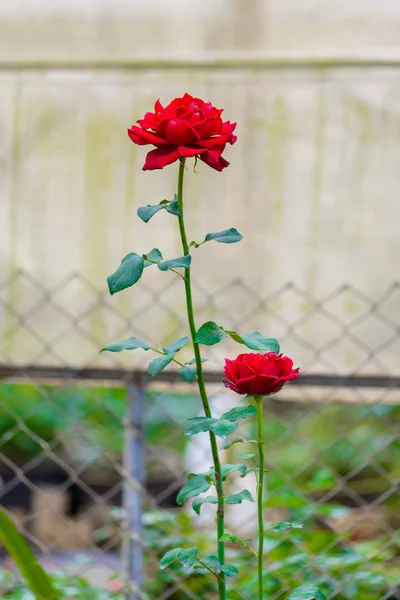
[124,378,146,600]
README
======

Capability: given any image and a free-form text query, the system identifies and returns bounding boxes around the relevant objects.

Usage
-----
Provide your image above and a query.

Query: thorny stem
[255,395,265,600]
[176,159,227,600]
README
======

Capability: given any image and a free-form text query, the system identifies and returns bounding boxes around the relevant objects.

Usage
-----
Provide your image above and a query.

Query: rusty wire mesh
[0,270,399,600]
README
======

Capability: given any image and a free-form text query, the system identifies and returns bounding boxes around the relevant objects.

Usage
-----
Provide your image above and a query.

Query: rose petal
[220,121,237,136]
[223,379,246,394]
[177,146,207,158]
[197,134,235,148]
[200,151,229,172]
[237,363,258,379]
[224,358,239,382]
[142,146,179,170]
[234,374,279,395]
[156,118,199,146]
[128,126,168,147]
[154,99,165,113]
[194,117,222,139]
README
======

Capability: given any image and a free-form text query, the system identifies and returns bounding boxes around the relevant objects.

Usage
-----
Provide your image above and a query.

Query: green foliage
[137,203,164,222]
[186,357,209,365]
[269,521,303,533]
[0,509,60,600]
[1,384,399,600]
[194,321,280,352]
[143,248,163,266]
[165,197,181,216]
[204,228,243,244]
[185,417,217,436]
[196,555,221,574]
[158,256,192,271]
[184,416,237,439]
[183,403,257,440]
[160,546,198,569]
[194,321,228,346]
[176,474,211,505]
[178,547,198,568]
[236,453,256,459]
[159,547,182,568]
[179,366,197,382]
[184,405,256,439]
[288,586,326,600]
[137,197,181,223]
[210,418,238,439]
[225,490,254,505]
[192,496,218,515]
[0,571,123,600]
[101,336,151,353]
[162,336,190,354]
[218,464,247,479]
[219,437,251,450]
[220,565,239,577]
[225,330,280,352]
[148,353,176,377]
[221,405,257,422]
[107,253,144,294]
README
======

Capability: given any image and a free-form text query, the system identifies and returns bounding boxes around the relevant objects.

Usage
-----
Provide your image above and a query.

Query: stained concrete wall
[1,1,400,373]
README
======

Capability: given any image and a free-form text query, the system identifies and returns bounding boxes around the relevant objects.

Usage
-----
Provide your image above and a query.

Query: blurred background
[0,1,399,599]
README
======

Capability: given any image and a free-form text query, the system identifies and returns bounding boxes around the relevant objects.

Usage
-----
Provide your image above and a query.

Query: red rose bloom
[223,352,299,396]
[128,93,237,171]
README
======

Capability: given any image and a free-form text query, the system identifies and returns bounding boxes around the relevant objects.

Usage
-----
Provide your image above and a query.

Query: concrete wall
[1,1,400,374]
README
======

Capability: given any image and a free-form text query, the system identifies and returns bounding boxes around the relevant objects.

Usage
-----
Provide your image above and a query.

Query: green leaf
[236,453,256,459]
[219,437,246,450]
[0,509,60,599]
[210,418,238,440]
[179,366,197,383]
[137,204,164,223]
[225,489,254,505]
[199,555,220,574]
[288,586,326,600]
[101,336,151,353]
[143,248,163,267]
[160,547,182,569]
[165,197,181,216]
[148,353,176,377]
[179,546,198,567]
[192,496,218,515]
[226,330,280,352]
[195,321,228,346]
[162,336,190,354]
[220,564,239,577]
[221,405,257,422]
[194,322,280,352]
[240,467,258,478]
[269,521,303,533]
[176,475,211,504]
[219,533,231,542]
[184,417,216,436]
[158,255,192,271]
[204,228,243,244]
[107,253,144,295]
[213,464,247,480]
[186,357,209,365]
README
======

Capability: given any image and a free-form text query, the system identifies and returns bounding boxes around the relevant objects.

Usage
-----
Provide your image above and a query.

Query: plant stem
[255,395,264,600]
[176,159,226,600]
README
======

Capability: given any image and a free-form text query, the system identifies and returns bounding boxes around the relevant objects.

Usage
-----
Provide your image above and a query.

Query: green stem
[255,395,264,600]
[176,159,226,600]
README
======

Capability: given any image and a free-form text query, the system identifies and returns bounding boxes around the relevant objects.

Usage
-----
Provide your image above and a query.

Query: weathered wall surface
[1,1,400,373]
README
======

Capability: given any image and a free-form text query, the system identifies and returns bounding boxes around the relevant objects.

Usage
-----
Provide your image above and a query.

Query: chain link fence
[0,270,399,600]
